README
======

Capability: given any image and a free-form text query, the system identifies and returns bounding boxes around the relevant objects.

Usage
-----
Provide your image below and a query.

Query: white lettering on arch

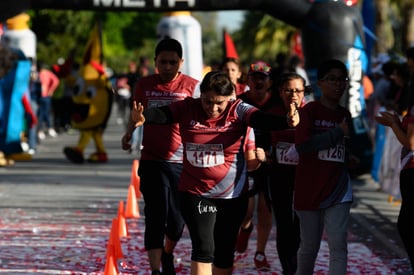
[94,0,195,8]
[167,0,196,7]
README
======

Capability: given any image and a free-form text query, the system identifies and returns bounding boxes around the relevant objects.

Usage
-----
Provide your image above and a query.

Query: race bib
[318,144,345,162]
[186,143,225,168]
[275,142,299,165]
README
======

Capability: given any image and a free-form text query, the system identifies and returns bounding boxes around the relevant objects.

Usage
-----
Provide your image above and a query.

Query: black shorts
[180,192,248,268]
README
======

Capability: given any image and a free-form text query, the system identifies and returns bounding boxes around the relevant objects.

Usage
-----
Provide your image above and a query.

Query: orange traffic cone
[104,243,118,275]
[117,200,128,237]
[130,159,141,199]
[109,218,124,260]
[125,184,140,218]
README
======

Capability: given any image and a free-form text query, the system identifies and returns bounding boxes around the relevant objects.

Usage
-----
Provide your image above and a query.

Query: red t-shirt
[294,100,352,210]
[168,98,257,199]
[133,73,199,162]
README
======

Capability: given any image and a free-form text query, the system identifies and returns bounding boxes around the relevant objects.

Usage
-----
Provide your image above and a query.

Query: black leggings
[269,164,300,275]
[398,168,414,272]
[180,192,248,268]
[138,160,185,250]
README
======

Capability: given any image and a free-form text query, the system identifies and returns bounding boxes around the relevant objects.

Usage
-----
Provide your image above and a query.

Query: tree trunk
[375,0,394,53]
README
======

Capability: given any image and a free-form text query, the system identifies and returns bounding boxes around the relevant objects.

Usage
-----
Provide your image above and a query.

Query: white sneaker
[48,128,57,137]
[38,131,46,140]
[21,142,29,152]
[28,149,36,155]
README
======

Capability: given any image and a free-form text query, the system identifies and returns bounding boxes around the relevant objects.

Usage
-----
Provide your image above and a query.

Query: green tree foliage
[102,11,161,73]
[29,10,94,66]
[232,11,296,65]
[28,10,161,73]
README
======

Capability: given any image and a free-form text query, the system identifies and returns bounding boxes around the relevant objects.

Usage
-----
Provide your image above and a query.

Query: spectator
[37,60,60,140]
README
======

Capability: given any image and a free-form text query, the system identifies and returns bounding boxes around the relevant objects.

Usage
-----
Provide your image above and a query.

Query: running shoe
[235,222,253,253]
[254,251,271,271]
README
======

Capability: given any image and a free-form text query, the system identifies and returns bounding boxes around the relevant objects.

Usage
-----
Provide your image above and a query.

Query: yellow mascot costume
[63,23,112,164]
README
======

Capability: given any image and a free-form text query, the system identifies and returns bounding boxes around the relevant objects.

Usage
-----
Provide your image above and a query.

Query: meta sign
[92,0,196,8]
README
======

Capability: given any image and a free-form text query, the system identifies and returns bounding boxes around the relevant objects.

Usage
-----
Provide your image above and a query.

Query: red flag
[223,30,239,59]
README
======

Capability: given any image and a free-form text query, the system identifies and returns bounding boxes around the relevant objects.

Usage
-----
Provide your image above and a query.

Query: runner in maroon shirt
[129,71,298,275]
[236,61,276,271]
[268,72,307,275]
[122,38,199,275]
[294,59,354,275]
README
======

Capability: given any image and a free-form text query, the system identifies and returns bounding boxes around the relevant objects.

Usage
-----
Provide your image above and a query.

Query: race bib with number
[318,144,345,163]
[275,142,299,165]
[186,143,225,167]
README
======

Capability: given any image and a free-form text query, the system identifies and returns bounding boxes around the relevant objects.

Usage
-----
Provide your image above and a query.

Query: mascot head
[70,23,112,130]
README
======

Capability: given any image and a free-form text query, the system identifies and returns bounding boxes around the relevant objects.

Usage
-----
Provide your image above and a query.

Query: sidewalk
[0,107,412,274]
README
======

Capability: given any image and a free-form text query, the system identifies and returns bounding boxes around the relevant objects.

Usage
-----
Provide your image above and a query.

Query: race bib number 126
[318,144,345,163]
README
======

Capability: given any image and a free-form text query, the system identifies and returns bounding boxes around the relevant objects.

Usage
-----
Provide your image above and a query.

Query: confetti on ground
[0,203,409,275]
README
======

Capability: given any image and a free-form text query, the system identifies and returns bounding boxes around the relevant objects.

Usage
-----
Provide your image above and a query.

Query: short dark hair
[155,38,183,58]
[317,59,348,80]
[200,71,234,96]
[275,72,306,90]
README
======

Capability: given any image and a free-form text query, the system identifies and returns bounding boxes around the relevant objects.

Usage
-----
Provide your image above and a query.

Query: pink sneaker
[254,251,271,271]
[235,223,253,253]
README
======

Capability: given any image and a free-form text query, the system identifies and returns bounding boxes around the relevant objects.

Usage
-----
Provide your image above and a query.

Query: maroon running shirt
[294,100,352,210]
[133,73,199,162]
[168,98,257,199]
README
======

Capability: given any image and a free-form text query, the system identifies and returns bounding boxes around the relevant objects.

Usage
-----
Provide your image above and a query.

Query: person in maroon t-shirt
[122,38,199,275]
[236,61,275,271]
[268,72,307,275]
[294,59,354,275]
[128,71,298,275]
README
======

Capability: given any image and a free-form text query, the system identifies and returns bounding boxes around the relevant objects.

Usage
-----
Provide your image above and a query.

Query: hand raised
[375,111,400,127]
[131,101,145,127]
[287,102,299,127]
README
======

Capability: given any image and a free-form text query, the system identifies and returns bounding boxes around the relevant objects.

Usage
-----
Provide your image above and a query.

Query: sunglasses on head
[250,62,271,73]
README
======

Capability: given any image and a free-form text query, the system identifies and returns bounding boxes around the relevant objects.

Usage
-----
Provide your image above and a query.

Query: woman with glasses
[294,59,355,275]
[126,71,299,275]
[268,72,308,275]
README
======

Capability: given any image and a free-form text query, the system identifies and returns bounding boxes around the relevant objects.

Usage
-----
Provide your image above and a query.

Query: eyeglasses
[322,75,349,84]
[282,89,305,94]
[249,62,271,73]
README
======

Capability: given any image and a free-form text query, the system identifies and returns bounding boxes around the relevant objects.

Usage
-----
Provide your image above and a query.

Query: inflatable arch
[1,0,373,171]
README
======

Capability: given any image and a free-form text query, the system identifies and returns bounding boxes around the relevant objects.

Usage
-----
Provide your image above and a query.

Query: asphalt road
[0,107,412,274]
